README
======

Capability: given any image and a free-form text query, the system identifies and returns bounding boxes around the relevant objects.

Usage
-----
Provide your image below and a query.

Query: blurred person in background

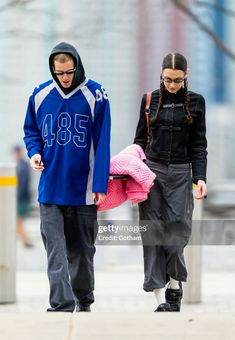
[13,145,33,248]
[134,53,207,312]
[23,42,111,312]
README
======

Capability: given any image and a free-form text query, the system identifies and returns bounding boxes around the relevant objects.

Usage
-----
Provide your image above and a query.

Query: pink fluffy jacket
[97,144,156,211]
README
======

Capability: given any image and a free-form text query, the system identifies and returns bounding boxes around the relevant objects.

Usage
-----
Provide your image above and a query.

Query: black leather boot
[165,282,183,312]
[154,302,172,312]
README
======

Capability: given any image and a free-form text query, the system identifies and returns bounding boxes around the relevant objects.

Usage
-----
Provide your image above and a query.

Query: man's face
[53,60,76,88]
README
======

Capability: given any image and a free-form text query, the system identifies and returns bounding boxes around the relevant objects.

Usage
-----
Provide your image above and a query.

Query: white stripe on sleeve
[35,83,55,114]
[81,85,95,121]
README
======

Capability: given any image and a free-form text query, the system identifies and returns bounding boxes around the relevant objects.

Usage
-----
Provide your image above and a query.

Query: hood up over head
[49,42,85,94]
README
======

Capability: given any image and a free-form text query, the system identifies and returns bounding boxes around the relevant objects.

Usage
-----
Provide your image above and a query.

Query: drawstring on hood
[49,42,86,94]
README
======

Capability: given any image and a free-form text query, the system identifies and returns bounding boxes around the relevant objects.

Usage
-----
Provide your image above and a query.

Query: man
[24,42,111,312]
[13,145,33,248]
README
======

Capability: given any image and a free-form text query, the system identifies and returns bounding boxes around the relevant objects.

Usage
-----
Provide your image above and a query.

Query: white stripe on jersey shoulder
[35,82,55,114]
[86,141,95,205]
[53,78,88,99]
[80,82,96,120]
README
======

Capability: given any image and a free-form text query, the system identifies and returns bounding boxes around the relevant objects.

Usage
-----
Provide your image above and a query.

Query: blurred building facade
[0,0,234,184]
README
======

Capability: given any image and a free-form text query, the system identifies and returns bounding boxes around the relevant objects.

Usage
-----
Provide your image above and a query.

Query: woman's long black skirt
[139,160,194,291]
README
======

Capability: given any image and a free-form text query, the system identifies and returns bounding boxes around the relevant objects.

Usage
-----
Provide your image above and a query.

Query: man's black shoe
[76,305,91,312]
[46,308,73,312]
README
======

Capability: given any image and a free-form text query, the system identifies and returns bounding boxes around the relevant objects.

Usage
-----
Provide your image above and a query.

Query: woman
[134,53,207,312]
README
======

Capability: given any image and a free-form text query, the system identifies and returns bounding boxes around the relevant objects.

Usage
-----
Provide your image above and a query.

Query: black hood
[49,42,85,94]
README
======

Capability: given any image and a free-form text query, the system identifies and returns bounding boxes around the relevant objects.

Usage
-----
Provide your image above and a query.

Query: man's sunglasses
[53,68,76,76]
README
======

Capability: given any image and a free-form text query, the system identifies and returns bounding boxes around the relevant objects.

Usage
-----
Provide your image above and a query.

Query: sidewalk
[1,268,235,340]
[0,312,234,340]
[1,213,235,339]
[1,268,235,313]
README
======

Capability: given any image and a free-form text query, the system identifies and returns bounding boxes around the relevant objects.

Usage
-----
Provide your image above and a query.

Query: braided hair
[183,77,193,124]
[150,53,193,125]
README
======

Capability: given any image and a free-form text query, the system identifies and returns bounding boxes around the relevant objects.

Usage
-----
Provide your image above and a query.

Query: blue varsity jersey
[24,78,111,205]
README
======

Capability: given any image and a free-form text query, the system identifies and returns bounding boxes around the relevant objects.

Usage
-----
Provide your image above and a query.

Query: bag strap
[145,91,152,144]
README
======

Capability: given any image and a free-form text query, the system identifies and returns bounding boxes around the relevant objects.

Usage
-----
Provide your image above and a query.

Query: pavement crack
[67,314,74,340]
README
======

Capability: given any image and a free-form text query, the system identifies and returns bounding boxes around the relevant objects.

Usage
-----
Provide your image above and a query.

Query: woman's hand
[194,180,207,200]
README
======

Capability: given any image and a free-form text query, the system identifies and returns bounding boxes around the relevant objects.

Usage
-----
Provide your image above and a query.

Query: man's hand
[30,154,44,172]
[194,180,207,200]
[93,192,106,205]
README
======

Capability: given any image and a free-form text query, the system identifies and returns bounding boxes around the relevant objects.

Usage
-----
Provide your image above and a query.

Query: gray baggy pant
[40,204,98,311]
[139,160,194,291]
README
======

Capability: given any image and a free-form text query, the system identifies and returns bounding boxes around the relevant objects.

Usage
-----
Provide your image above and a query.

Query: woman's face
[161,68,187,94]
